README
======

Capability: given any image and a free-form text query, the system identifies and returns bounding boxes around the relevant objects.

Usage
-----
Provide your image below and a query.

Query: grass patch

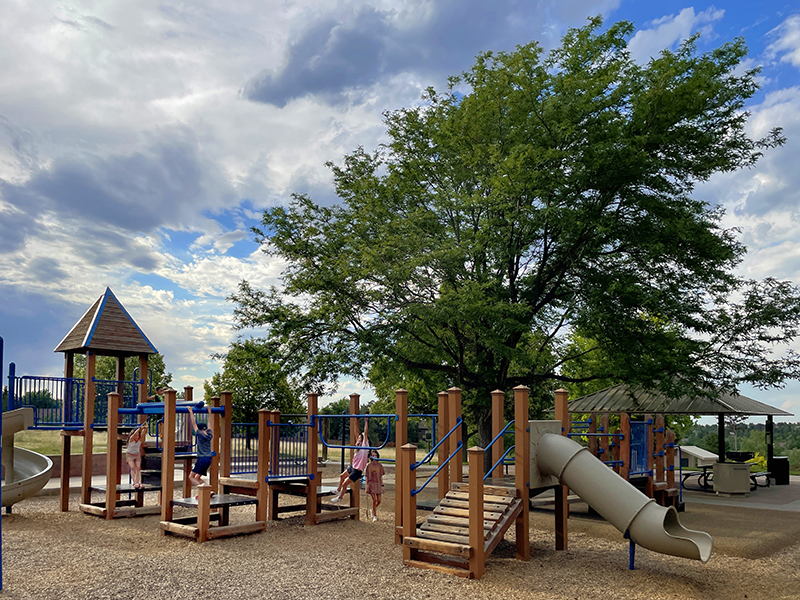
[13,430,108,455]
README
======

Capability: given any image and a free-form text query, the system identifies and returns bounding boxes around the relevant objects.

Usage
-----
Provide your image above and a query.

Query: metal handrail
[411,441,463,497]
[483,419,514,456]
[484,445,515,481]
[412,417,463,469]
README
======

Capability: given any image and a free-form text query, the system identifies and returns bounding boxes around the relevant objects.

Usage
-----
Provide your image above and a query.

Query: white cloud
[766,14,800,69]
[627,7,725,63]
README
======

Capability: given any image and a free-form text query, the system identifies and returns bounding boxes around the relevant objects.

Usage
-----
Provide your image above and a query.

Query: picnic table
[681,464,771,492]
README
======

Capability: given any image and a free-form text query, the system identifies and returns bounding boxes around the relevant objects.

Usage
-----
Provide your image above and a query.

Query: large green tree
[231,19,800,454]
[204,338,305,423]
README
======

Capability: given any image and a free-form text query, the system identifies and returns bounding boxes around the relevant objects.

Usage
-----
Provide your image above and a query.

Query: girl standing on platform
[364,450,384,522]
[125,424,147,489]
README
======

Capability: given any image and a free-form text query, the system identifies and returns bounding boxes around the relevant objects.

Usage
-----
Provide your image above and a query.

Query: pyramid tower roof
[54,288,158,357]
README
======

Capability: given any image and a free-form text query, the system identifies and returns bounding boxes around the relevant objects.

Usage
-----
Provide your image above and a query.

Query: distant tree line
[682,421,800,471]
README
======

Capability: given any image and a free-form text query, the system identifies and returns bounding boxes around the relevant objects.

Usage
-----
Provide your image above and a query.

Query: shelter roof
[54,288,158,357]
[568,384,792,417]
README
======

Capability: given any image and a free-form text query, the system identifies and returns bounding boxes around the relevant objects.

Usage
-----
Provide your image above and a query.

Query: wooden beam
[448,388,462,484]
[256,409,269,523]
[315,507,359,523]
[160,390,177,525]
[60,433,71,512]
[468,445,485,579]
[395,389,408,544]
[306,393,319,526]
[437,391,449,499]
[513,385,530,561]
[491,390,504,479]
[105,392,121,520]
[401,444,417,561]
[80,351,95,505]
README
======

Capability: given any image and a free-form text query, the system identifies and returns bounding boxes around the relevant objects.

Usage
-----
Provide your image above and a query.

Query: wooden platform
[171,493,258,509]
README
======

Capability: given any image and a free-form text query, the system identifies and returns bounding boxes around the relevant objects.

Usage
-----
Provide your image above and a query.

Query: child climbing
[125,424,147,489]
[186,405,214,490]
[331,418,369,503]
[364,449,384,522]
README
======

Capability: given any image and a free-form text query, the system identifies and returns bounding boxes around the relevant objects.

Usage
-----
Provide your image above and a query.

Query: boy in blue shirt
[187,405,214,489]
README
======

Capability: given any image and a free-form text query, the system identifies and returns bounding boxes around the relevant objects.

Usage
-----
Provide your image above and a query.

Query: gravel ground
[3,487,799,600]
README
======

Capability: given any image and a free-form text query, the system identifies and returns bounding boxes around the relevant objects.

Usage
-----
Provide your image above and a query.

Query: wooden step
[403,558,470,579]
[439,498,510,513]
[445,490,514,505]
[427,513,495,530]
[420,521,491,540]
[403,536,472,558]
[451,482,516,498]
[416,528,469,545]
[433,506,503,521]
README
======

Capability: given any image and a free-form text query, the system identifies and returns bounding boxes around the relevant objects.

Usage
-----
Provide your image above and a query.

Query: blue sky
[1,1,799,418]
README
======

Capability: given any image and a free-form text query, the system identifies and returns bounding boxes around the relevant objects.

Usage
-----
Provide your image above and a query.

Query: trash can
[772,456,790,486]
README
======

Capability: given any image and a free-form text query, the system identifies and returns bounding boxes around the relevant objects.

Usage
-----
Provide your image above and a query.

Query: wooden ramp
[403,483,523,578]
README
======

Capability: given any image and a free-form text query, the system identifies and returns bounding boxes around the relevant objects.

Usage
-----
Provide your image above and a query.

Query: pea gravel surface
[3,490,799,600]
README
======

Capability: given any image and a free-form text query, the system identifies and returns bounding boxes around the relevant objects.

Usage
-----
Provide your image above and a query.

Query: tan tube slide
[537,433,712,562]
[2,408,54,507]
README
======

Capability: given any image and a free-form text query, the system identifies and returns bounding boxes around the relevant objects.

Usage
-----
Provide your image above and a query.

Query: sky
[1,1,799,419]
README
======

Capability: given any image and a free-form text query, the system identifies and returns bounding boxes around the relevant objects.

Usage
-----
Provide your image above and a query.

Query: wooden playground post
[181,386,193,498]
[665,428,676,497]
[256,409,270,523]
[491,390,504,479]
[268,410,280,520]
[513,385,531,561]
[401,444,417,562]
[437,391,450,499]
[105,391,121,519]
[219,391,233,479]
[395,389,408,544]
[555,388,569,436]
[554,388,569,551]
[306,393,319,526]
[160,389,177,526]
[80,351,96,505]
[468,446,485,579]
[197,483,212,543]
[349,393,360,518]
[59,432,73,512]
[619,413,631,480]
[448,387,462,484]
[599,414,610,464]
[654,414,665,485]
[587,412,598,457]
[209,396,221,491]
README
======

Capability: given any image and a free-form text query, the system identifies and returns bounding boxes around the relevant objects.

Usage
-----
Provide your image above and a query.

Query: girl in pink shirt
[364,450,385,521]
[332,419,369,503]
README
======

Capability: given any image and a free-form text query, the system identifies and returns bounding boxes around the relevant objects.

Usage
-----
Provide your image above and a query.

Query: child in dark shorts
[331,418,369,503]
[187,405,214,489]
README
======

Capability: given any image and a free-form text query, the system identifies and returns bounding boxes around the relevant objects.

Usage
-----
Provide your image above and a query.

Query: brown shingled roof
[54,288,158,357]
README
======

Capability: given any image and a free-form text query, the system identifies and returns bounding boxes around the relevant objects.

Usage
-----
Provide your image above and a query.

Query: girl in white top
[125,424,147,489]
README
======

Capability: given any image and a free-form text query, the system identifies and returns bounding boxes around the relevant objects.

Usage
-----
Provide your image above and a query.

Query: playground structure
[396,387,712,579]
[565,407,681,508]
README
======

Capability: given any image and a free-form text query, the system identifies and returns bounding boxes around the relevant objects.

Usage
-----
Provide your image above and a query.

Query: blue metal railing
[8,367,85,428]
[316,414,396,451]
[231,423,259,475]
[483,419,515,481]
[410,417,463,496]
[266,421,312,481]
